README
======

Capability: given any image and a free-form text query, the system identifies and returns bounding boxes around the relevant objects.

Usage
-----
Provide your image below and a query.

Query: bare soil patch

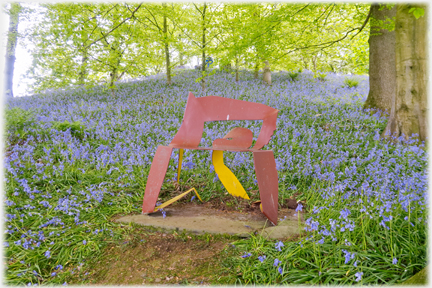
[76,227,235,285]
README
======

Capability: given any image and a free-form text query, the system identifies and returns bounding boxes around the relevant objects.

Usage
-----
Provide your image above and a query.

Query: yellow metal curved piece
[177,149,184,182]
[212,150,250,199]
[154,188,202,212]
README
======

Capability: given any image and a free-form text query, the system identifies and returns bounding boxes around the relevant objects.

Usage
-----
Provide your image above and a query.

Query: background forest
[4,2,369,94]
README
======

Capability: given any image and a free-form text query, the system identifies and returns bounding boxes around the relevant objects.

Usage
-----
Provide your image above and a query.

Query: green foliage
[409,7,425,19]
[195,69,217,84]
[288,71,300,81]
[5,107,36,140]
[51,120,87,139]
[344,78,360,88]
[28,3,151,93]
[314,72,327,82]
[223,188,426,284]
[23,2,370,92]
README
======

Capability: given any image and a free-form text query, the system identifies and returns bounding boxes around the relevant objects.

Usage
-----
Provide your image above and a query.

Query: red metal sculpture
[142,92,280,225]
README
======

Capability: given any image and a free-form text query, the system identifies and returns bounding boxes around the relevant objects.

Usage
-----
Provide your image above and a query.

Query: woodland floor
[69,195,302,285]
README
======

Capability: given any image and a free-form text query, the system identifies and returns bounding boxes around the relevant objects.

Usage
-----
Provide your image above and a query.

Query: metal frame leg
[142,146,173,213]
[253,150,279,225]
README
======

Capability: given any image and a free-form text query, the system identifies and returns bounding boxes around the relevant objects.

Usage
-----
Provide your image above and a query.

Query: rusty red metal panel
[253,150,279,225]
[142,146,173,213]
[199,95,277,121]
[212,127,253,150]
[169,93,278,150]
[170,92,205,148]
[253,111,278,150]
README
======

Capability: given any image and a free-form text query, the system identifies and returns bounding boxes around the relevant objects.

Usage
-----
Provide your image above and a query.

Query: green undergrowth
[220,178,427,285]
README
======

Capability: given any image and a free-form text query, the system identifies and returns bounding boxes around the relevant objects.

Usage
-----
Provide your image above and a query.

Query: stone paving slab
[115,204,302,240]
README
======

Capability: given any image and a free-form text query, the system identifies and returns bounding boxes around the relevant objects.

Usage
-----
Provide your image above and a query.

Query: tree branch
[351,6,372,38]
[85,3,142,49]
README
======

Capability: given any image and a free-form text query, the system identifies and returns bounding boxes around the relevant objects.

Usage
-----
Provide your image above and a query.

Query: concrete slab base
[115,204,302,240]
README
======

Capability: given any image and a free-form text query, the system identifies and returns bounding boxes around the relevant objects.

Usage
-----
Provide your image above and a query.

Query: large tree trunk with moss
[383,4,428,142]
[4,3,21,99]
[363,4,396,114]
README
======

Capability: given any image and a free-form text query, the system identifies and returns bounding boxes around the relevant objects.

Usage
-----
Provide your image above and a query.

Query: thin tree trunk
[363,4,396,114]
[4,3,21,99]
[301,55,308,70]
[78,50,88,85]
[235,56,239,82]
[201,3,207,92]
[254,62,259,79]
[263,60,271,85]
[163,3,171,85]
[109,68,117,97]
[179,53,184,66]
[383,4,428,142]
[312,55,317,71]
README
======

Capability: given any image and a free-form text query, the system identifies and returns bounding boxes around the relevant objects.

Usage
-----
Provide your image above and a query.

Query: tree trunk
[163,4,171,86]
[78,51,88,85]
[109,68,117,97]
[235,56,239,82]
[383,4,428,142]
[301,55,308,70]
[263,60,271,85]
[254,62,259,79]
[201,3,207,92]
[312,55,317,71]
[4,3,21,99]
[179,53,184,66]
[363,4,396,114]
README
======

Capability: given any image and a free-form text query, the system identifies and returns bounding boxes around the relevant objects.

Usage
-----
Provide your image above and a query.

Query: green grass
[344,78,360,88]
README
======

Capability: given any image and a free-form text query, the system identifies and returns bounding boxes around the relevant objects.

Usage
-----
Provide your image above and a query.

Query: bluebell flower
[392,258,398,265]
[355,272,363,282]
[339,208,351,220]
[241,252,252,258]
[278,266,283,275]
[295,203,303,212]
[275,241,284,251]
[342,249,352,264]
[44,250,51,258]
[258,255,266,262]
[273,258,281,266]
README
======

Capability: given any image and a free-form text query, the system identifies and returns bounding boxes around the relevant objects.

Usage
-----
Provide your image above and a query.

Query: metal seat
[141,92,280,225]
